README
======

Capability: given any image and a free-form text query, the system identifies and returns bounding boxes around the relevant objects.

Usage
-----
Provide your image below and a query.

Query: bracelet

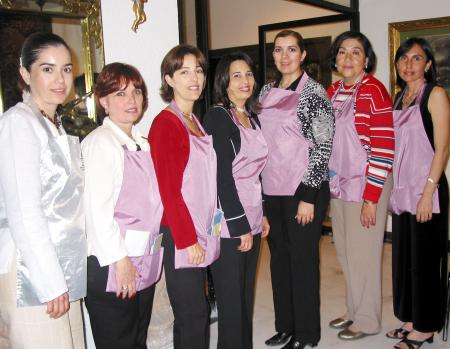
[363,200,374,205]
[427,177,438,186]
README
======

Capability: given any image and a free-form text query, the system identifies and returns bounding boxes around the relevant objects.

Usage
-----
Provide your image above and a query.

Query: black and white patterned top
[259,75,335,203]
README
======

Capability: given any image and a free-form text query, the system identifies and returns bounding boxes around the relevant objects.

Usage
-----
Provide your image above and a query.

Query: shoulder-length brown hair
[160,44,207,102]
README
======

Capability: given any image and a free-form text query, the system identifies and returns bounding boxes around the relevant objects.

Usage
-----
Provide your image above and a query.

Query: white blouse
[82,117,150,266]
[0,102,69,302]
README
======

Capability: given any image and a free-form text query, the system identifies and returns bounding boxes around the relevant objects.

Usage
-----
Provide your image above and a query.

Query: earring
[364,64,368,69]
[334,63,337,68]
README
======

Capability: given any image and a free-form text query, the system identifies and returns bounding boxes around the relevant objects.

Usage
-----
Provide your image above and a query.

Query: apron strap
[294,72,310,94]
[23,93,57,139]
[414,82,427,106]
[212,105,237,125]
[0,217,8,229]
[393,89,405,110]
[212,105,258,130]
[169,101,206,135]
[393,82,427,109]
[23,93,73,171]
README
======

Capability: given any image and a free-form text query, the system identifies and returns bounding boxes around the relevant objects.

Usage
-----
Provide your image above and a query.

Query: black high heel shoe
[394,334,433,349]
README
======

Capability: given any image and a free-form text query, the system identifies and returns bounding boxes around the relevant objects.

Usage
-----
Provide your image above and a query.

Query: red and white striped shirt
[328,74,395,203]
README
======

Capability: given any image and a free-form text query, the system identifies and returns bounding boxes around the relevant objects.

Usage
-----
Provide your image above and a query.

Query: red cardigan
[148,109,197,249]
[327,74,394,203]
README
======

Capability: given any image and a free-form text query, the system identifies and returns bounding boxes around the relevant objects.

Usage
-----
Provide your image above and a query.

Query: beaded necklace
[40,109,61,129]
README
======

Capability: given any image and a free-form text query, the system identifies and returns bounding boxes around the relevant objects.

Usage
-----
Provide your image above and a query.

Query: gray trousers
[330,175,392,334]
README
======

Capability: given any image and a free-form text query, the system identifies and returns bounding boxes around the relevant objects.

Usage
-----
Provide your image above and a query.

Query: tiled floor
[209,236,449,349]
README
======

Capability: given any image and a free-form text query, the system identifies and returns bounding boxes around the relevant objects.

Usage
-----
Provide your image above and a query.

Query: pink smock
[106,145,164,292]
[218,107,268,238]
[259,73,311,196]
[328,80,367,202]
[170,101,220,269]
[389,83,440,214]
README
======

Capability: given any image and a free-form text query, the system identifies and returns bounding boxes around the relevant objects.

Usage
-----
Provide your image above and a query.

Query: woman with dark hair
[203,52,269,349]
[327,31,395,340]
[0,32,86,348]
[386,37,449,349]
[259,30,334,349]
[82,63,163,348]
[149,45,220,349]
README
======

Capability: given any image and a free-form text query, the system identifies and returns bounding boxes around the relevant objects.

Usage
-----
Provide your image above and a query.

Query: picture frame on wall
[388,16,450,98]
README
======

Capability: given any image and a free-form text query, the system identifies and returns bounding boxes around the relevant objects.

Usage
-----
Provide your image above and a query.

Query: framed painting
[389,16,450,97]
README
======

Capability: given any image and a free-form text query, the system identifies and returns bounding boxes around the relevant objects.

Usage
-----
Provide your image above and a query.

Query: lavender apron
[106,145,164,292]
[217,107,268,237]
[389,83,440,214]
[259,73,312,195]
[329,80,367,202]
[169,101,220,269]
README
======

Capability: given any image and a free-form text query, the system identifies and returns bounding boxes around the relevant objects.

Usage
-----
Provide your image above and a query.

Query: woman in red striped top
[326,31,395,340]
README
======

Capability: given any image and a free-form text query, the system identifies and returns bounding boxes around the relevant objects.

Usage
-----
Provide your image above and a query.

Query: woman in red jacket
[149,45,219,349]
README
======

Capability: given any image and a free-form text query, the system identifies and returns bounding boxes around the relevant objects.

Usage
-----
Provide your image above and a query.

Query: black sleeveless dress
[391,83,448,332]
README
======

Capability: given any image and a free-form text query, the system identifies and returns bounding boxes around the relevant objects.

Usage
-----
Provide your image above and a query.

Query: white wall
[101,0,179,135]
[209,0,339,49]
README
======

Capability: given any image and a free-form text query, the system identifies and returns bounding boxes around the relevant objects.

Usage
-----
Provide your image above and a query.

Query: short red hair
[94,62,148,114]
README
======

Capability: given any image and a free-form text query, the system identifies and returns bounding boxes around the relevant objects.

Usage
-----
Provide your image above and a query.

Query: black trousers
[392,212,448,332]
[85,256,155,349]
[162,226,209,349]
[265,182,329,343]
[210,234,261,349]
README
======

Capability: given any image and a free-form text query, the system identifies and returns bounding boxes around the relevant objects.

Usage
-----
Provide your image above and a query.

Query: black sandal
[386,328,410,339]
[394,335,433,349]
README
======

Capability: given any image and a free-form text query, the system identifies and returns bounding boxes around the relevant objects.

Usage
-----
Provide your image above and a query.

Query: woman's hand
[295,201,314,225]
[115,256,138,299]
[186,242,205,265]
[360,201,377,228]
[238,233,253,252]
[46,292,69,319]
[261,216,270,238]
[416,194,433,223]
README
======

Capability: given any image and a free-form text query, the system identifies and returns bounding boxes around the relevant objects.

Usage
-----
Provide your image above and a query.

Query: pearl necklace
[233,107,252,128]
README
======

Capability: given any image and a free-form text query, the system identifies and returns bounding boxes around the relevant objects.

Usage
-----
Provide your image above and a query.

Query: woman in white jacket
[0,33,87,348]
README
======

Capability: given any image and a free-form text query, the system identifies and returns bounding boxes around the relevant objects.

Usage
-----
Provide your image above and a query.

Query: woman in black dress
[387,37,449,349]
